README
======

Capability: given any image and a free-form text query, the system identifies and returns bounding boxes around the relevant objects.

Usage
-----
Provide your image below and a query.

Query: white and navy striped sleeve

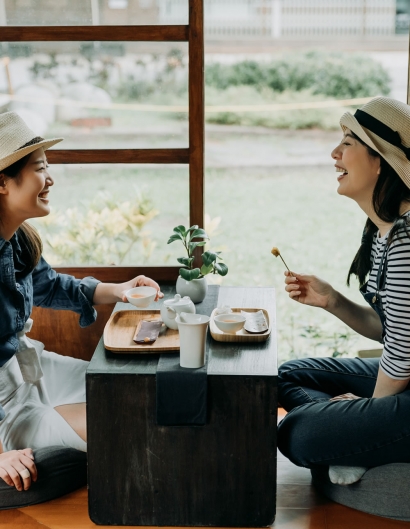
[380,226,410,380]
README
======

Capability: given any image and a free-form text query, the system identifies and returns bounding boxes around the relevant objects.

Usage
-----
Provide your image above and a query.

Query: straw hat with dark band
[0,112,63,172]
[340,97,410,189]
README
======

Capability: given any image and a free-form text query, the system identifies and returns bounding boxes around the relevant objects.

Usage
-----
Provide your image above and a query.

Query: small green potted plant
[167,224,228,302]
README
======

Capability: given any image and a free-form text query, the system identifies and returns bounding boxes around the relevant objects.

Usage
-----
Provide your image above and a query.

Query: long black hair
[347,132,410,287]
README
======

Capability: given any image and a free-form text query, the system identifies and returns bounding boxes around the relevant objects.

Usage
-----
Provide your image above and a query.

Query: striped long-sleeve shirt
[367,218,410,380]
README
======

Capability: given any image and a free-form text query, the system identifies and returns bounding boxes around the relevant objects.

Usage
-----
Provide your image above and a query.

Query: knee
[278,359,301,378]
[278,359,307,406]
[277,404,319,467]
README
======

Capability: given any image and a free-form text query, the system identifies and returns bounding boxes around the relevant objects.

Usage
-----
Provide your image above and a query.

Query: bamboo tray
[210,308,271,343]
[104,310,179,353]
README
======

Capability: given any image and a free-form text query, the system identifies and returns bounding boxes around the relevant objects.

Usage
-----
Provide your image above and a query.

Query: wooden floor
[1,409,409,528]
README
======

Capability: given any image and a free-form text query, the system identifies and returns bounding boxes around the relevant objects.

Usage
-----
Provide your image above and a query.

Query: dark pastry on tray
[133,320,164,344]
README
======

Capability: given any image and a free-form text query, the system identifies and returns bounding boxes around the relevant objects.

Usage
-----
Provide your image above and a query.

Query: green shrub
[205,51,391,99]
[37,191,158,265]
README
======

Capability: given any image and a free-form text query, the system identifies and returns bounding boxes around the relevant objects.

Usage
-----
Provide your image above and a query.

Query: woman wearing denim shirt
[0,112,162,492]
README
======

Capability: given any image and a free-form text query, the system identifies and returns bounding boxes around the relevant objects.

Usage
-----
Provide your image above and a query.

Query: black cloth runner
[156,285,219,426]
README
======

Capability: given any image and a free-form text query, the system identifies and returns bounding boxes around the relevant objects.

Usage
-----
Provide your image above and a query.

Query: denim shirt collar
[0,232,26,276]
[0,232,19,252]
[0,235,9,253]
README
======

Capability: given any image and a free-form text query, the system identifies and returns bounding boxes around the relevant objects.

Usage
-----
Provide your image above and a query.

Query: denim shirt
[0,232,100,419]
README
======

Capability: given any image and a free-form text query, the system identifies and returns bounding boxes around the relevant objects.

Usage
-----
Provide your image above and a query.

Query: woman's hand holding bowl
[284,270,336,309]
[120,275,163,303]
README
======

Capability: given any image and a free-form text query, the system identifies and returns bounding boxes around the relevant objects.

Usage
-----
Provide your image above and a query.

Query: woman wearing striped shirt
[277,97,410,486]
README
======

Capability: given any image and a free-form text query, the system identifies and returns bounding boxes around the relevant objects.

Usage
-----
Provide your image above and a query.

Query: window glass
[31,164,189,267]
[202,3,408,363]
[0,42,188,148]
[3,0,188,25]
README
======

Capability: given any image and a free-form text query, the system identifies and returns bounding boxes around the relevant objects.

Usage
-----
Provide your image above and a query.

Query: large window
[1,0,203,282]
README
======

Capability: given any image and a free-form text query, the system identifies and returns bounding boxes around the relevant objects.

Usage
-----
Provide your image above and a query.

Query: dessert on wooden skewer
[271,247,295,277]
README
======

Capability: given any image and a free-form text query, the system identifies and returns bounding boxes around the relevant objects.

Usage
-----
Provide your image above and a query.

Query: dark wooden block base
[87,373,277,526]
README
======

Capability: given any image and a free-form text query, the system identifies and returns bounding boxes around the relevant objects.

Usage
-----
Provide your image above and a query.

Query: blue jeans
[277,357,410,468]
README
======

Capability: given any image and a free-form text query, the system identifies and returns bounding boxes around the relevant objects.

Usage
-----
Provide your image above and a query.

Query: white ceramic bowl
[125,286,157,308]
[214,313,246,334]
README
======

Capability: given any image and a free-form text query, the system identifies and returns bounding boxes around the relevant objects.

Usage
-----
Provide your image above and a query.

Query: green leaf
[189,228,209,240]
[180,267,201,281]
[186,225,199,233]
[173,225,186,236]
[167,233,183,244]
[200,263,214,276]
[188,241,207,254]
[214,262,228,276]
[177,256,194,267]
[202,250,218,266]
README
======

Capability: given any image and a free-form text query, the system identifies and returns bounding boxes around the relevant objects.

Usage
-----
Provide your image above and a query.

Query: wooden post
[189,0,205,263]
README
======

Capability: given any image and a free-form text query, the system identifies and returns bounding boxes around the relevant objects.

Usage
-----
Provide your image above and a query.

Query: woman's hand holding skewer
[284,270,336,309]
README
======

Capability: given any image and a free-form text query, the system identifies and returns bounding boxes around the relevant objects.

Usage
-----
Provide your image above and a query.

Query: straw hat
[0,111,63,172]
[340,97,410,189]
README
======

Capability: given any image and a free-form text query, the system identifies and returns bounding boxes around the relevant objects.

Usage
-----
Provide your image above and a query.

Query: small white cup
[177,312,210,368]
[125,286,157,308]
[214,313,246,334]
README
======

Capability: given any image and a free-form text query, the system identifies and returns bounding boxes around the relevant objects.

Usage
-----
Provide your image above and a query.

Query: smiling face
[0,147,54,226]
[331,128,381,205]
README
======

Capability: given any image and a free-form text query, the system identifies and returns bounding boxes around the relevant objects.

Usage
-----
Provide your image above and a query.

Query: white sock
[328,465,368,485]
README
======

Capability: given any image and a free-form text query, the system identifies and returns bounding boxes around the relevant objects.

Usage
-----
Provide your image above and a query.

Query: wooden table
[86,285,278,527]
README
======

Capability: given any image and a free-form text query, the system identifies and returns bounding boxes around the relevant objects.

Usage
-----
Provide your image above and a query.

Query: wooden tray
[104,310,179,353]
[210,308,271,343]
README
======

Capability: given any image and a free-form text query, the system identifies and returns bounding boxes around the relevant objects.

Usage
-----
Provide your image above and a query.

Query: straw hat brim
[0,137,63,172]
[340,112,410,189]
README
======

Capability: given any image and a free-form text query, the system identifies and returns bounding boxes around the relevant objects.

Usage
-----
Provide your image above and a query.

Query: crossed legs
[278,357,410,472]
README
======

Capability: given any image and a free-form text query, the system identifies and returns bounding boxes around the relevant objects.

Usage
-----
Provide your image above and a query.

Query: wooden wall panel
[30,305,114,361]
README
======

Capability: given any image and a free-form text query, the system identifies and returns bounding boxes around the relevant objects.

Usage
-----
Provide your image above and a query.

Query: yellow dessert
[271,246,293,275]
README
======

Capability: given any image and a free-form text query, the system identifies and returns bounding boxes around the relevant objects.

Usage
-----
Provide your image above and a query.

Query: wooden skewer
[271,247,295,277]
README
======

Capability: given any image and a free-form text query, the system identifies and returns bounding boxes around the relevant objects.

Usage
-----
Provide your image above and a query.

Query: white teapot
[160,294,196,330]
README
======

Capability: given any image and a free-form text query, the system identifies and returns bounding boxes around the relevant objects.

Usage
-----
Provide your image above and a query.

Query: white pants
[0,319,87,452]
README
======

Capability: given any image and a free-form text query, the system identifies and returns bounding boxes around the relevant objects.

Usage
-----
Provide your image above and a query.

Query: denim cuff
[78,277,100,328]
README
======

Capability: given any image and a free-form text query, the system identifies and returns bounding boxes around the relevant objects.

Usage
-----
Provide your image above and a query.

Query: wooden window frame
[1,1,204,283]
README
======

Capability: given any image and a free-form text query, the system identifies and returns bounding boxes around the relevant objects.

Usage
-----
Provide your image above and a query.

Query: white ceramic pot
[176,276,208,304]
[160,294,196,330]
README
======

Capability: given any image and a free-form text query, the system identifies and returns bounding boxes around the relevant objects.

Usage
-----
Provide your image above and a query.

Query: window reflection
[0,42,188,148]
[31,164,189,266]
[2,0,187,25]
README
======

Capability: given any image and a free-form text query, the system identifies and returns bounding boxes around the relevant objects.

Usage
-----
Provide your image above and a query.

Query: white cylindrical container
[177,312,210,368]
